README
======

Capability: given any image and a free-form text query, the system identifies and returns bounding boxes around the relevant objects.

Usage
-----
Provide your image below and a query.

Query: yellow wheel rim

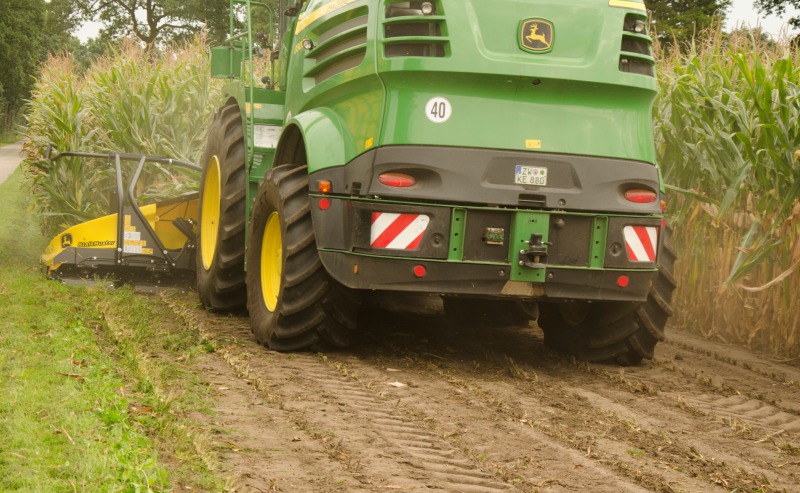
[261,212,282,312]
[200,156,221,271]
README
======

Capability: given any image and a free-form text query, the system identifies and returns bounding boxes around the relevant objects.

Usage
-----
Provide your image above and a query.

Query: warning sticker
[254,125,281,149]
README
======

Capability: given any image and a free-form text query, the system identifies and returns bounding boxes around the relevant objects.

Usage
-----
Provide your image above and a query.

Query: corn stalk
[655,29,800,357]
[23,37,222,235]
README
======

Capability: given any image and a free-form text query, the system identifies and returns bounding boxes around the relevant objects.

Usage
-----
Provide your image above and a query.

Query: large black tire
[443,297,539,329]
[539,226,677,365]
[196,104,247,311]
[246,165,361,351]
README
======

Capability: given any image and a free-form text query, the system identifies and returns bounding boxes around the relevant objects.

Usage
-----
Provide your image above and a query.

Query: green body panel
[285,0,383,173]
[284,0,657,168]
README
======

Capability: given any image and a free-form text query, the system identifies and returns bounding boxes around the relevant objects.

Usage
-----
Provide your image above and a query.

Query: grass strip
[0,167,222,491]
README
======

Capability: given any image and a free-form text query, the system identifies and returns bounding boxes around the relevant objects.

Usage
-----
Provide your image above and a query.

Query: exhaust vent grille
[303,11,368,84]
[383,1,448,58]
[619,13,654,77]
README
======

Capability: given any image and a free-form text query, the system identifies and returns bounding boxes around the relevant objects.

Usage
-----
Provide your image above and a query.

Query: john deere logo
[61,233,72,248]
[520,19,554,53]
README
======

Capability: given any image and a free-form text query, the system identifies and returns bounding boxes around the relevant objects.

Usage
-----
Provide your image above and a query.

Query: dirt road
[162,292,800,492]
[0,142,23,186]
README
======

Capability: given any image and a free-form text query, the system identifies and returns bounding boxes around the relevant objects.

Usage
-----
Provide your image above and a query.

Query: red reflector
[625,189,657,204]
[317,180,332,193]
[318,198,331,210]
[379,172,415,188]
[413,265,427,278]
[617,275,630,288]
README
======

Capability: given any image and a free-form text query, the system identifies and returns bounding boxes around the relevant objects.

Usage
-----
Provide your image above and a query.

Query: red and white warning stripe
[624,226,658,262]
[370,212,430,250]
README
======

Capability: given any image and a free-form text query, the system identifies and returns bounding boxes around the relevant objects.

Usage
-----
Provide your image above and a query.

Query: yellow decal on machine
[525,139,542,149]
[608,0,646,11]
[296,0,359,34]
[77,240,115,247]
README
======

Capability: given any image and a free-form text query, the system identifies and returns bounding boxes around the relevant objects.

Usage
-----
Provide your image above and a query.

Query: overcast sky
[75,0,800,43]
[728,0,799,37]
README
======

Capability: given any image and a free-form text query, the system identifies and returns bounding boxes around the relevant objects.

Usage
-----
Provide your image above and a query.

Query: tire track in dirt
[354,305,798,492]
[280,360,515,492]
[163,291,799,492]
[164,292,523,492]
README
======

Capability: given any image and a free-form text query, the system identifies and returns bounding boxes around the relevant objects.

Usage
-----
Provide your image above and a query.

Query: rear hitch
[519,233,550,269]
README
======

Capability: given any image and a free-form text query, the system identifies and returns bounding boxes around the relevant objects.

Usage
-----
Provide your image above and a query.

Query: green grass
[0,168,223,491]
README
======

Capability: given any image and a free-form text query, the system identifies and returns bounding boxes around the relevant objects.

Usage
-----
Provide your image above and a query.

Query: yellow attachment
[200,156,222,271]
[41,198,198,272]
[261,212,282,312]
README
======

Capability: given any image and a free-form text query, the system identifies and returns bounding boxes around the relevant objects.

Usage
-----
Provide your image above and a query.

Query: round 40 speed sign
[425,97,452,123]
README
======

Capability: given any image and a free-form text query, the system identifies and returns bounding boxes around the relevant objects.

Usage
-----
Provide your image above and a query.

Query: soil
[161,292,800,493]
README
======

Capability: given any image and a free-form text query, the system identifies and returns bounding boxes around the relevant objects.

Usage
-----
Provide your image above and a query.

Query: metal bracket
[519,233,550,269]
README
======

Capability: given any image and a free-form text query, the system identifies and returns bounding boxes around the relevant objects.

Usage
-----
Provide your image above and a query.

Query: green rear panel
[287,0,657,172]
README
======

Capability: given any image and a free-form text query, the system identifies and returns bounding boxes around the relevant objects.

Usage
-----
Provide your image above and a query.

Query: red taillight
[379,172,415,188]
[624,189,657,204]
[318,198,331,210]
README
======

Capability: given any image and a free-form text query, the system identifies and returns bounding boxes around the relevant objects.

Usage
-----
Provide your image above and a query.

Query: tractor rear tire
[443,297,539,329]
[539,226,677,365]
[196,104,247,311]
[246,165,361,351]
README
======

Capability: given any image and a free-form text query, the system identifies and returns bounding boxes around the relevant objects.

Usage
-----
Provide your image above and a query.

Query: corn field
[656,30,800,359]
[23,37,221,235]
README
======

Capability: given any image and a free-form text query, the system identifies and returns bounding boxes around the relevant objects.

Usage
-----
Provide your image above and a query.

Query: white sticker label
[124,231,141,241]
[425,97,452,123]
[254,125,282,149]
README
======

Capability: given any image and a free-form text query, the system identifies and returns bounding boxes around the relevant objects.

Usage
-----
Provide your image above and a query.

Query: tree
[647,0,732,47]
[76,0,231,48]
[0,0,45,129]
[754,0,800,27]
[0,0,80,131]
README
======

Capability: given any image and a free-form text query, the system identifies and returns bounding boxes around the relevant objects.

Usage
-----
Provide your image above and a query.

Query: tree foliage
[75,0,231,48]
[755,0,800,27]
[647,0,732,46]
[0,0,78,130]
[0,1,42,129]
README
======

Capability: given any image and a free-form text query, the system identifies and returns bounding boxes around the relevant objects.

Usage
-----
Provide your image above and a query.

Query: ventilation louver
[619,13,654,77]
[383,1,448,58]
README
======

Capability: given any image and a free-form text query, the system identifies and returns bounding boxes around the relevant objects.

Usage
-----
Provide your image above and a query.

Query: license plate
[515,165,548,186]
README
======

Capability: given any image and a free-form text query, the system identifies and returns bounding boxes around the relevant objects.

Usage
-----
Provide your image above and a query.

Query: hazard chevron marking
[370,213,430,250]
[624,225,658,262]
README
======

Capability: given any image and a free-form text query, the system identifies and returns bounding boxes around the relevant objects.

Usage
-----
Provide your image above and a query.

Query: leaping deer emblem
[522,21,552,51]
